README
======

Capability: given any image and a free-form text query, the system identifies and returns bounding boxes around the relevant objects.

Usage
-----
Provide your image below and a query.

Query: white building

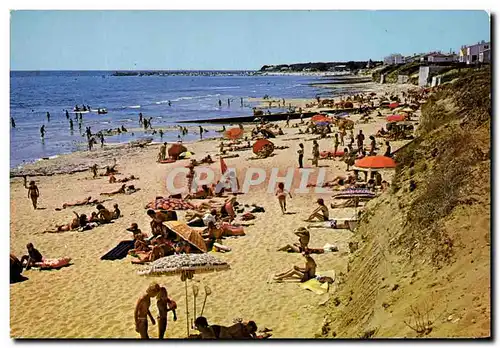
[383,54,404,66]
[459,40,490,65]
[427,53,456,63]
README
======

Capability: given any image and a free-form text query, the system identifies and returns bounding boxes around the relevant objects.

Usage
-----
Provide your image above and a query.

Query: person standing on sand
[300,113,304,124]
[340,128,346,146]
[312,140,320,167]
[160,142,167,161]
[139,112,143,125]
[40,125,45,138]
[297,143,304,168]
[369,135,376,155]
[199,126,204,140]
[46,112,50,122]
[275,182,292,214]
[90,164,98,179]
[356,130,365,154]
[333,133,340,157]
[135,283,161,339]
[156,286,177,339]
[11,117,15,128]
[27,180,39,209]
[286,115,290,127]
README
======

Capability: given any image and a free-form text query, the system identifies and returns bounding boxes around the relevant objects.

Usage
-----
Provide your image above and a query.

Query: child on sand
[275,182,292,214]
[135,283,161,339]
[156,286,177,339]
[27,181,40,209]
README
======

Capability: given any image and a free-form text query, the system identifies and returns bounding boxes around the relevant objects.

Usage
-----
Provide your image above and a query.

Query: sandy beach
[10,81,416,338]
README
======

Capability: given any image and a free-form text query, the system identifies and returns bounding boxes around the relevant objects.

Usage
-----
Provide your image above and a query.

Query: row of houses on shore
[383,40,490,66]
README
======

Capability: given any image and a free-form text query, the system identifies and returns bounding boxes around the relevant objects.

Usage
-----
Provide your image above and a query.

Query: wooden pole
[184,277,189,337]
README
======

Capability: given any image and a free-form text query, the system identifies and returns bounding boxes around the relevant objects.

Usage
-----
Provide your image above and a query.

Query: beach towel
[101,240,135,261]
[300,270,336,295]
[34,257,72,270]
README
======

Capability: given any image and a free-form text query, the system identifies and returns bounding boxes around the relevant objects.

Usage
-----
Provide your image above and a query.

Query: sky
[10,10,491,71]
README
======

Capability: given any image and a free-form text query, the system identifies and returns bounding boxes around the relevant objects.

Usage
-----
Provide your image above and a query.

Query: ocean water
[10,71,332,169]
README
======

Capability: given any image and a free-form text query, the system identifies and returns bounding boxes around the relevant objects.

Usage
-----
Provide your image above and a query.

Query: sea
[10,70,346,169]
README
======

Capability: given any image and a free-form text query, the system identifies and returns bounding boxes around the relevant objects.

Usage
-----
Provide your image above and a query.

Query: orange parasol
[168,144,188,159]
[224,127,244,140]
[355,156,396,169]
[253,139,273,154]
[164,221,207,253]
[311,114,332,124]
[386,114,406,122]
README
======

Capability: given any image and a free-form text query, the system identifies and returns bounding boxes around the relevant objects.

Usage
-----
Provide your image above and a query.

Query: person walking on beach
[312,140,320,167]
[11,117,15,128]
[160,142,167,161]
[135,283,161,339]
[40,125,45,138]
[46,112,50,122]
[356,130,365,154]
[139,112,143,125]
[199,126,204,140]
[339,128,346,146]
[99,133,105,148]
[286,115,290,127]
[275,182,292,214]
[298,143,304,168]
[156,286,177,339]
[27,180,40,209]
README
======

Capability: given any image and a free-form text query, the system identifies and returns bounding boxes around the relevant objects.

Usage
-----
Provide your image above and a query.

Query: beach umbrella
[138,253,230,336]
[311,114,331,124]
[389,102,399,109]
[401,107,414,113]
[386,114,406,122]
[224,127,244,140]
[164,221,208,253]
[253,139,274,157]
[355,156,396,169]
[168,144,188,159]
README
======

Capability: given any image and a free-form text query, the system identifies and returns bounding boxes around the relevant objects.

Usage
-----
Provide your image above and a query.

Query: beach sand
[10,82,415,338]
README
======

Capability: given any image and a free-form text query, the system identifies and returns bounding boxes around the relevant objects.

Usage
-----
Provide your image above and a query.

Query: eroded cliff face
[320,69,491,338]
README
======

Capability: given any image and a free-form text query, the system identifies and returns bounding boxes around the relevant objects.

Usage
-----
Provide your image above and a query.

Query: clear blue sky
[10,10,490,70]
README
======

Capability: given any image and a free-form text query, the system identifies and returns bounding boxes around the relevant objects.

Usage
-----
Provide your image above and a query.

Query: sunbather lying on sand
[43,212,88,233]
[109,174,138,184]
[277,227,310,253]
[192,317,261,339]
[273,252,317,283]
[185,185,214,200]
[100,184,126,196]
[61,196,102,209]
[20,243,43,270]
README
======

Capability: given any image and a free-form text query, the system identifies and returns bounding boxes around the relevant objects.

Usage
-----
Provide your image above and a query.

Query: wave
[155,94,222,104]
[127,105,141,109]
[208,86,241,90]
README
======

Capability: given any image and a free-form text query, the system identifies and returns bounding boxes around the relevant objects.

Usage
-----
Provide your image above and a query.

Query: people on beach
[112,203,121,220]
[227,98,231,107]
[384,141,392,157]
[218,99,222,107]
[62,196,95,209]
[333,133,340,156]
[277,227,310,253]
[44,211,87,233]
[69,118,74,131]
[135,283,161,339]
[20,243,43,270]
[139,112,143,125]
[312,140,320,167]
[11,117,15,128]
[273,252,317,282]
[297,143,304,168]
[95,204,113,223]
[40,125,45,138]
[275,182,292,214]
[240,97,243,107]
[160,142,167,161]
[356,130,365,154]
[90,164,98,179]
[156,286,177,339]
[199,126,204,140]
[46,112,50,122]
[100,184,126,196]
[27,180,40,209]
[305,198,329,222]
[65,110,70,119]
[369,135,376,155]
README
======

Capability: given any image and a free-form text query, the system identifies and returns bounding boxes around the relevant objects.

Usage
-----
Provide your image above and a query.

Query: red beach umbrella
[311,114,331,123]
[355,156,396,169]
[224,127,244,140]
[252,139,274,155]
[389,102,399,109]
[386,114,406,122]
[168,144,188,159]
